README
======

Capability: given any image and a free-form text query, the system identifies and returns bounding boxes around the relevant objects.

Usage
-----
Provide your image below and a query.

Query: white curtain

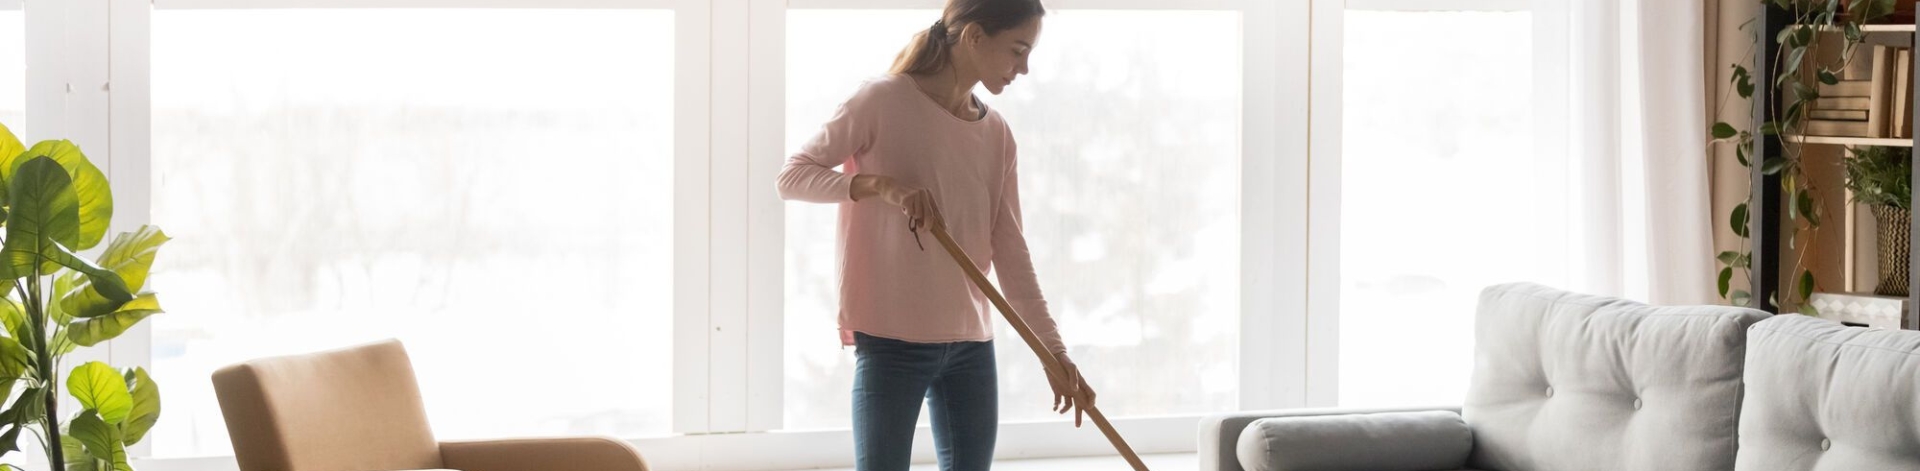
[1555,0,1718,305]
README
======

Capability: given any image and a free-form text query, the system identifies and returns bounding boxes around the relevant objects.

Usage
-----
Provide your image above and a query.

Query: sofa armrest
[1198,406,1462,471]
[1237,410,1471,471]
[440,436,649,471]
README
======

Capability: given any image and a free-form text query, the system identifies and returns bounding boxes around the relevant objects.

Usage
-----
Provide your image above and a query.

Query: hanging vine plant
[1713,0,1896,313]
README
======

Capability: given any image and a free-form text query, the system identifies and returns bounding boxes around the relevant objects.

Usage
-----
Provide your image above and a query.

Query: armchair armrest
[1198,406,1463,471]
[440,436,649,471]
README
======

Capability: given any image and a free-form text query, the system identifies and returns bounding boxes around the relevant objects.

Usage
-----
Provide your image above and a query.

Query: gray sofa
[1201,283,1920,471]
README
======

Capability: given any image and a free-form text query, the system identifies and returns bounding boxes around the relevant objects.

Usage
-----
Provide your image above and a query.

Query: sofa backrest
[1736,314,1920,471]
[1464,283,1769,471]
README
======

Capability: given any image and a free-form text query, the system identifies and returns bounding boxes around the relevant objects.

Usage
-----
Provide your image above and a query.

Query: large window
[0,6,22,135]
[783,9,1242,430]
[146,8,676,457]
[1339,9,1534,407]
[9,1,1303,468]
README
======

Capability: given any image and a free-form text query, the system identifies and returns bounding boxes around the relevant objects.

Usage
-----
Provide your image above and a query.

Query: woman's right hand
[854,174,941,231]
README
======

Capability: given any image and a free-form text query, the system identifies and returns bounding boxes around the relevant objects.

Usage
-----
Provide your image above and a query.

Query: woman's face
[964,16,1041,95]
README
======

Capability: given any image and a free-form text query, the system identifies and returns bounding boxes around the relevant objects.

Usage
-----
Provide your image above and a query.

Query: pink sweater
[776,74,1066,355]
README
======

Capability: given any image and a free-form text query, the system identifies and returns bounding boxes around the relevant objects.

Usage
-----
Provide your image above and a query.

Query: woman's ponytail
[890,20,955,75]
[887,0,1045,76]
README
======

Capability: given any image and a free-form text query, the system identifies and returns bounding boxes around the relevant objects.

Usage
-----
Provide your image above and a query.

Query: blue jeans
[852,331,998,471]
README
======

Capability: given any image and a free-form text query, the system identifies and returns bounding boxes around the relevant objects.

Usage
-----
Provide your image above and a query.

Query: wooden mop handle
[925,221,1150,471]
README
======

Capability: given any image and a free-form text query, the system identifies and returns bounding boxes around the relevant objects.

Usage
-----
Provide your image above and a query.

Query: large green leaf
[67,411,128,471]
[94,227,167,293]
[14,141,110,250]
[0,423,19,456]
[0,122,22,207]
[4,156,80,276]
[51,271,75,325]
[42,242,131,311]
[0,427,21,456]
[60,435,93,471]
[0,386,45,425]
[121,368,158,446]
[61,226,168,319]
[0,156,128,305]
[0,336,27,402]
[67,294,161,347]
[0,386,46,456]
[0,297,24,347]
[67,362,132,425]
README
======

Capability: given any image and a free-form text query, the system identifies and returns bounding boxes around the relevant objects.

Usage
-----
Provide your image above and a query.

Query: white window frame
[1321,0,1569,408]
[10,0,1327,469]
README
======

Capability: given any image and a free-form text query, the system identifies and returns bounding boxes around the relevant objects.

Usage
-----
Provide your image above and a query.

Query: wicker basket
[1873,205,1911,297]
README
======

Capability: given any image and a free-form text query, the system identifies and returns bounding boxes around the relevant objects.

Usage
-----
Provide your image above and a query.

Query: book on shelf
[1811,109,1869,120]
[1805,119,1873,137]
[1820,80,1874,97]
[1895,48,1913,139]
[1846,45,1875,80]
[1868,46,1893,137]
[1814,96,1874,110]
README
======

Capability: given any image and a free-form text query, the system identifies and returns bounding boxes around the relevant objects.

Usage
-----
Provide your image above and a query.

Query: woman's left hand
[1048,354,1096,427]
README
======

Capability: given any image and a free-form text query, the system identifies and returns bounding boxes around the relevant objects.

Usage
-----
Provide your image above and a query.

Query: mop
[923,220,1150,471]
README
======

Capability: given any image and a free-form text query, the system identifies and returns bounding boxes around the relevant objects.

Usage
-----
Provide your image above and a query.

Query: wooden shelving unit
[1758,8,1920,329]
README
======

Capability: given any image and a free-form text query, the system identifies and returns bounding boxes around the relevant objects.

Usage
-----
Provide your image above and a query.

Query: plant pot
[1873,205,1911,296]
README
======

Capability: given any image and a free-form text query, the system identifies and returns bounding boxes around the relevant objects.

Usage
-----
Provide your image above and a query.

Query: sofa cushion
[1736,315,1920,471]
[1463,283,1769,471]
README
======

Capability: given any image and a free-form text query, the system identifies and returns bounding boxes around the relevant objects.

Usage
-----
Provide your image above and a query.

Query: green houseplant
[1842,145,1912,296]
[1712,0,1898,312]
[0,121,167,471]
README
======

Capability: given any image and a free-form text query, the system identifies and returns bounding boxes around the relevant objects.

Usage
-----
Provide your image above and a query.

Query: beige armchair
[212,339,649,471]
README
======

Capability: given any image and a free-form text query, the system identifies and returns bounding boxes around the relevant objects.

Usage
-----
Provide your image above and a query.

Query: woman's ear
[962,23,985,45]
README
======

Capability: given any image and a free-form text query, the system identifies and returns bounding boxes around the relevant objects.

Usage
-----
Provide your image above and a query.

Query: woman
[774,0,1092,469]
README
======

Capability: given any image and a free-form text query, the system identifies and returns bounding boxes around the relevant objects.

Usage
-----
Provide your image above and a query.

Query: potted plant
[1842,145,1912,296]
[1712,0,1895,311]
[0,121,168,471]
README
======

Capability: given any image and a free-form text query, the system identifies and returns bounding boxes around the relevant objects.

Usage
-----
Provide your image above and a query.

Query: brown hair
[889,0,1046,75]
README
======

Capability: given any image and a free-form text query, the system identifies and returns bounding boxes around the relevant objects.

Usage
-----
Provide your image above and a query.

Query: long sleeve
[990,142,1067,356]
[776,85,875,203]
